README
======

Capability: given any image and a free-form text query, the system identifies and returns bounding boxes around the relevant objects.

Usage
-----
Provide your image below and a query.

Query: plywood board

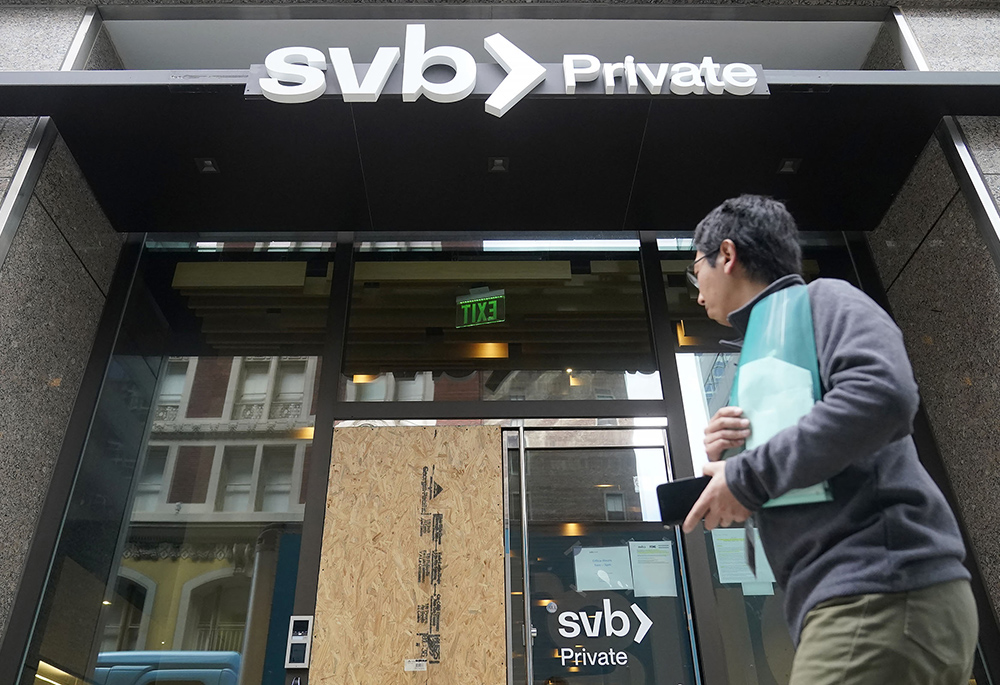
[311,426,506,684]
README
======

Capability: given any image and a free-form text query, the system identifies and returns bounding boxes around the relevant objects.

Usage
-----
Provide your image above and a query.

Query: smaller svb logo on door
[554,598,653,667]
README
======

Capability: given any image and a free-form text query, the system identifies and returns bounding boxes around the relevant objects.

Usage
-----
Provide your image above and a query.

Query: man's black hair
[693,194,802,284]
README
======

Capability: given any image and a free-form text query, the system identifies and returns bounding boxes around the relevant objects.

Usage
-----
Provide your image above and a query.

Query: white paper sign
[628,541,677,598]
[711,528,776,584]
[404,659,428,672]
[573,546,634,592]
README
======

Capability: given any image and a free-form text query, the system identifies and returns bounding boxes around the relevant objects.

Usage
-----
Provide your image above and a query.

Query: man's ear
[719,239,738,275]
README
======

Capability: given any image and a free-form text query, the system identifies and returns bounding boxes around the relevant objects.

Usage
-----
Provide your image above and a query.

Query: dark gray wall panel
[0,118,36,205]
[885,191,1000,612]
[959,116,1000,222]
[33,135,124,295]
[0,197,105,637]
[866,136,958,289]
[0,7,96,648]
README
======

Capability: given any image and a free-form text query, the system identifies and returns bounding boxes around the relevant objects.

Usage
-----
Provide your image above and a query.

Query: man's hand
[682,461,752,533]
[704,406,751,462]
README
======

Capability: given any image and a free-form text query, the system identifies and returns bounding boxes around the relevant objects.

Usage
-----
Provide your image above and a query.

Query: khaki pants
[789,579,978,685]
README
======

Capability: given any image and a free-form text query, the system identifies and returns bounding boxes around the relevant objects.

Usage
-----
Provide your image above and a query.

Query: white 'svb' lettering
[556,599,653,643]
[257,24,761,116]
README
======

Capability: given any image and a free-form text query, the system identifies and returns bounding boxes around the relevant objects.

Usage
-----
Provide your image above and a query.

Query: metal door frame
[505,423,702,685]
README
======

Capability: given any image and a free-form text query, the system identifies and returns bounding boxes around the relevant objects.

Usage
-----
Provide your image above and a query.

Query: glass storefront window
[20,229,887,685]
[661,231,858,351]
[676,351,794,685]
[343,233,661,402]
[21,241,331,685]
[663,235,871,685]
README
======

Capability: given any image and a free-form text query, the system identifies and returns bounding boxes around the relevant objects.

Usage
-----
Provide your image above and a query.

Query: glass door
[675,352,796,685]
[506,426,698,685]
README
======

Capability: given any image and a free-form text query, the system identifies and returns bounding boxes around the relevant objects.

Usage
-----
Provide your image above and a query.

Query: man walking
[681,195,977,684]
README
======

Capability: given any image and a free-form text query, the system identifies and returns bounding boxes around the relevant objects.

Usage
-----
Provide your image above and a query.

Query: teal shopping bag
[729,285,832,507]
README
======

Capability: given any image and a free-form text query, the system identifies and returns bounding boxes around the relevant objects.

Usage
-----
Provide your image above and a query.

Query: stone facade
[861,7,1000,617]
[3,0,1000,672]
[0,7,124,645]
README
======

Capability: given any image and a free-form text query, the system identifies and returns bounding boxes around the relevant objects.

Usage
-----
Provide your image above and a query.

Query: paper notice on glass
[741,581,775,596]
[628,541,677,598]
[711,528,776,584]
[573,546,634,592]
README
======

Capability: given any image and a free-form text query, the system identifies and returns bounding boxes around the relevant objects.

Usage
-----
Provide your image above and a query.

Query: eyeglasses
[685,249,719,289]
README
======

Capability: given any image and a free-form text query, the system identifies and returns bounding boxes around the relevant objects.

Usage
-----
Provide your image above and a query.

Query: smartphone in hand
[657,476,712,526]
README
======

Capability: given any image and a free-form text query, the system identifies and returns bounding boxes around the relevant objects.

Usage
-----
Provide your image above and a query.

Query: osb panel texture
[312,426,506,684]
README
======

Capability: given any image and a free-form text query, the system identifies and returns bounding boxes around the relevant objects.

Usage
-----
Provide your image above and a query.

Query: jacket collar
[723,273,807,343]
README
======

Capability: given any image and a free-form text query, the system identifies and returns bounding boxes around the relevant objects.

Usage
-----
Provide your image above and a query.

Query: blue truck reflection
[93,651,240,685]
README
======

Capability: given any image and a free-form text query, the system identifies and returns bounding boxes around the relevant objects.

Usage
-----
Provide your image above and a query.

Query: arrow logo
[630,604,653,644]
[483,33,547,118]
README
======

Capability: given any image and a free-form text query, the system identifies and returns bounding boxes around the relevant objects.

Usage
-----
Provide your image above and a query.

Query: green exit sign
[456,289,506,328]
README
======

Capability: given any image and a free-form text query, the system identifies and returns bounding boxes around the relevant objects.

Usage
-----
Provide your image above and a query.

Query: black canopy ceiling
[1,69,1000,234]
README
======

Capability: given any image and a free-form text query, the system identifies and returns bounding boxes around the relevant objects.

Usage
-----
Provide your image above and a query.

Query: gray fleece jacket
[723,274,969,644]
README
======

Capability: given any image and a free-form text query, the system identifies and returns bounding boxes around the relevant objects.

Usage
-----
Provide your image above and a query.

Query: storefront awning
[0,69,999,234]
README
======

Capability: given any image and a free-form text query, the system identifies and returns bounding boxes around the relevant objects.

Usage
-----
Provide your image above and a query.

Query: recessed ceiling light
[777,158,802,174]
[488,156,509,173]
[195,158,220,174]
